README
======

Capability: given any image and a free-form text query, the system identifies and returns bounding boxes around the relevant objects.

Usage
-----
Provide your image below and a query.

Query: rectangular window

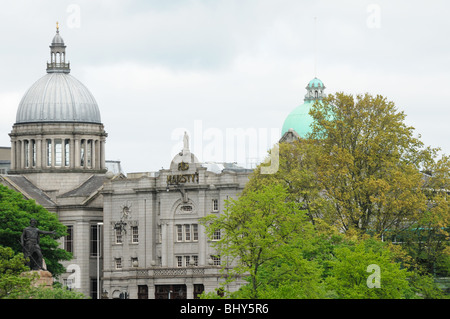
[115,228,123,244]
[177,225,183,242]
[46,139,52,166]
[65,225,73,253]
[55,139,62,167]
[80,140,85,167]
[90,225,101,257]
[115,258,122,269]
[184,224,191,241]
[211,255,221,266]
[176,255,199,267]
[64,139,70,166]
[131,226,139,243]
[192,255,199,266]
[212,199,219,212]
[31,140,36,167]
[87,140,92,168]
[176,256,183,267]
[212,228,221,241]
[192,224,198,241]
[24,140,29,167]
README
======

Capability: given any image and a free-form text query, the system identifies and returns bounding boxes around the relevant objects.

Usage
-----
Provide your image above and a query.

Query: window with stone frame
[212,228,221,241]
[192,224,198,241]
[176,256,183,267]
[131,226,139,243]
[115,228,123,244]
[212,199,219,212]
[176,225,183,242]
[184,224,191,241]
[65,225,73,253]
[115,258,122,269]
[210,255,221,266]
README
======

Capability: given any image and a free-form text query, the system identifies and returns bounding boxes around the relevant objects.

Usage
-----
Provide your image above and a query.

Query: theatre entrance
[155,285,187,299]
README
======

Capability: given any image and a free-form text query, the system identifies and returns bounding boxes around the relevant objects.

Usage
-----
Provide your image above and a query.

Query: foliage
[202,92,450,298]
[0,245,32,298]
[5,283,88,299]
[201,182,315,298]
[308,92,435,236]
[324,237,415,299]
[245,140,330,225]
[0,184,71,276]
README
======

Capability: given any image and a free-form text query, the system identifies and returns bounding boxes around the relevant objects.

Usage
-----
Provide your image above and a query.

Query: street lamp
[97,222,103,299]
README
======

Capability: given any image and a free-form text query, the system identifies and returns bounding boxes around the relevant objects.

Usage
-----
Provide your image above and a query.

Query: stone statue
[183,132,189,152]
[20,218,56,270]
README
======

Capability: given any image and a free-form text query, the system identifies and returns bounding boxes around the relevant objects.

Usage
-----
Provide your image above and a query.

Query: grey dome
[52,32,64,45]
[16,73,101,124]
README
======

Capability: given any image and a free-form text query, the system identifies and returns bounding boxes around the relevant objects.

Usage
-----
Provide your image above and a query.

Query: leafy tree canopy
[0,184,71,276]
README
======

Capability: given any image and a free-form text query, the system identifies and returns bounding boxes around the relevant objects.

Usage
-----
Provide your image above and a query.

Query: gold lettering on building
[167,172,199,185]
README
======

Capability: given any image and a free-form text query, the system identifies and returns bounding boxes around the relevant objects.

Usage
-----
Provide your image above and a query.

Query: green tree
[0,185,71,276]
[246,140,331,225]
[5,283,88,299]
[201,183,315,299]
[0,245,33,298]
[308,93,440,237]
[324,238,415,299]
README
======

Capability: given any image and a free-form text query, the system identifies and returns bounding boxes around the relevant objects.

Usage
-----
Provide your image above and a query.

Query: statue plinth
[22,270,53,289]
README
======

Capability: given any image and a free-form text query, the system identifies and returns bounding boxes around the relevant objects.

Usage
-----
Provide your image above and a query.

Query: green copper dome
[281,77,326,138]
[281,100,318,137]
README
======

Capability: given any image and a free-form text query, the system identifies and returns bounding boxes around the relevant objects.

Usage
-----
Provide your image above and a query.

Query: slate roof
[2,175,56,208]
[59,175,106,198]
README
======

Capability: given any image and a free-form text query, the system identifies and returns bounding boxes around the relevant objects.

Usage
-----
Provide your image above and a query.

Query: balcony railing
[47,62,70,72]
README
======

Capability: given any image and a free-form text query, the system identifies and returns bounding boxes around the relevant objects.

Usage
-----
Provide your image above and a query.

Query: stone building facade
[1,26,257,299]
[101,134,250,299]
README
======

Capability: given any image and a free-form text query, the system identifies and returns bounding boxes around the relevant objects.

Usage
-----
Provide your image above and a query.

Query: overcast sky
[0,0,448,173]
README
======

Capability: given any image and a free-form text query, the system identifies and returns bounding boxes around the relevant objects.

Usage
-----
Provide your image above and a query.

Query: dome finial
[47,25,70,73]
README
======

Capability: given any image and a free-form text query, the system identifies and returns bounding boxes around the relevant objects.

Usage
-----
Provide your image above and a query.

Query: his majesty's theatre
[0,27,326,298]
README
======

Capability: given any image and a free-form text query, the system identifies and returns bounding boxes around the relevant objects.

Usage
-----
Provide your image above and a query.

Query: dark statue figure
[20,218,56,270]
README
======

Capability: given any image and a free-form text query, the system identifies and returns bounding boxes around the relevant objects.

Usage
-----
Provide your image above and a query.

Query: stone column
[161,221,168,267]
[10,140,15,170]
[91,139,96,169]
[100,140,106,170]
[51,138,55,168]
[20,140,25,169]
[186,283,194,299]
[74,138,81,169]
[36,139,42,169]
[69,139,74,169]
[61,138,66,168]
